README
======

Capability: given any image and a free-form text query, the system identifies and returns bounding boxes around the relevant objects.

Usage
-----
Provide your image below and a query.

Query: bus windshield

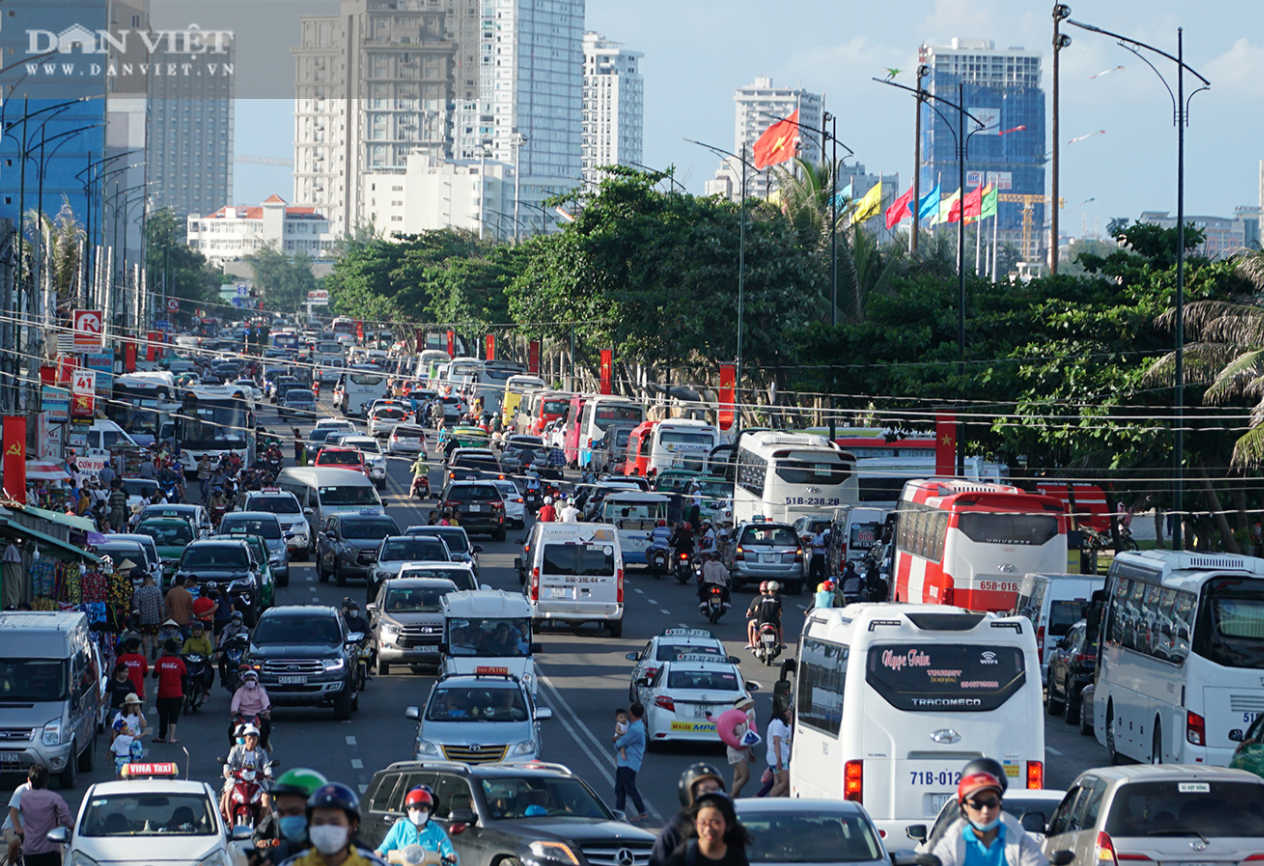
[177,398,249,449]
[659,430,714,447]
[594,405,642,429]
[956,513,1059,546]
[1194,577,1264,669]
[865,644,1026,712]
[775,453,851,485]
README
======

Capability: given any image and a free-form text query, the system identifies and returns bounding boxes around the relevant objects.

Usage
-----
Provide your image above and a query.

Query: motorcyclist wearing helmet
[696,552,731,608]
[249,768,329,866]
[230,669,273,750]
[929,759,1047,866]
[278,782,387,866]
[669,521,696,557]
[746,582,770,649]
[341,598,370,638]
[648,763,727,866]
[209,486,230,512]
[647,519,672,558]
[757,581,784,649]
[222,724,271,820]
[375,787,457,864]
[537,496,557,523]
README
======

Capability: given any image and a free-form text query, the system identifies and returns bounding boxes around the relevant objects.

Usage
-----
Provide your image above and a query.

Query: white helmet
[543,496,554,505]
[767,581,781,593]
[240,724,261,738]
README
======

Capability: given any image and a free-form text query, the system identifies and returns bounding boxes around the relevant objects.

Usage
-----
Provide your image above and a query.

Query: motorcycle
[182,653,208,713]
[219,757,277,829]
[700,584,728,624]
[673,550,694,585]
[221,634,250,692]
[647,546,668,580]
[411,475,431,499]
[523,487,542,513]
[351,636,372,691]
[210,503,229,530]
[755,622,781,667]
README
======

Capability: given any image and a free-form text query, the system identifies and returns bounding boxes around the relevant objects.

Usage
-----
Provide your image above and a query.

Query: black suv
[359,761,654,866]
[440,481,506,541]
[246,605,360,720]
[446,449,506,483]
[317,512,401,586]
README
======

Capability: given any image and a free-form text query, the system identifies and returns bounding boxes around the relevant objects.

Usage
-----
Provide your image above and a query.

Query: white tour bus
[578,396,645,468]
[474,361,529,417]
[340,367,391,418]
[601,491,669,566]
[447,357,484,390]
[733,431,858,525]
[415,349,450,382]
[645,418,719,475]
[790,603,1045,839]
[1094,550,1264,766]
[854,456,1010,510]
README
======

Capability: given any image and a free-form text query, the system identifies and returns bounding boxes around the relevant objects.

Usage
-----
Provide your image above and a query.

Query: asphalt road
[20,397,1112,823]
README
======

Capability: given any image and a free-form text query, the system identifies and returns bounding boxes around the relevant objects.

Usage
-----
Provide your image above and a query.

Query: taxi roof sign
[663,628,713,637]
[121,762,179,778]
[475,666,510,675]
[260,488,282,493]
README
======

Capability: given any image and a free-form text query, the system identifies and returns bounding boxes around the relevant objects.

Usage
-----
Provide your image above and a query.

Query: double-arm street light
[1063,16,1209,551]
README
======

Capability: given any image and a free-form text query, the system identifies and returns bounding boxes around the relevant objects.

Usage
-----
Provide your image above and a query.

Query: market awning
[26,461,70,481]
[0,516,101,564]
[13,504,96,533]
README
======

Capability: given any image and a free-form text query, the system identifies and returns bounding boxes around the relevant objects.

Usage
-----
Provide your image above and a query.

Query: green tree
[243,245,318,313]
[145,208,221,316]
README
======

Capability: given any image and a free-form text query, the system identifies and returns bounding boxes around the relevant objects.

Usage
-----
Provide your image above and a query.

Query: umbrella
[25,461,70,481]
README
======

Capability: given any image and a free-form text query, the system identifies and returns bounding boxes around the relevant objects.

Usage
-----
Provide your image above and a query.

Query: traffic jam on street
[4,328,1264,866]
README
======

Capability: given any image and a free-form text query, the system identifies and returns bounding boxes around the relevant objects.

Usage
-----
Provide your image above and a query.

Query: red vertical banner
[528,341,541,375]
[39,366,55,388]
[355,320,364,342]
[56,354,75,385]
[415,328,425,353]
[599,349,613,395]
[3,416,26,503]
[146,331,163,361]
[718,363,736,431]
[935,412,957,477]
[123,340,137,372]
[485,334,495,361]
[446,330,455,358]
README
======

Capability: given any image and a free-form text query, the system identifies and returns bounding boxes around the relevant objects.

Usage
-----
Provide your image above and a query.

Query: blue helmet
[307,782,361,821]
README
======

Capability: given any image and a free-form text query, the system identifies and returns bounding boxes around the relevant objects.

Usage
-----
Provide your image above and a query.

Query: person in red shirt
[151,639,187,743]
[115,638,148,701]
[537,496,557,523]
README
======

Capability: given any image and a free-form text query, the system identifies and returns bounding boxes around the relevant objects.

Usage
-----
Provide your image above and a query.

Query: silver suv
[369,577,457,674]
[722,521,806,595]
[404,672,552,764]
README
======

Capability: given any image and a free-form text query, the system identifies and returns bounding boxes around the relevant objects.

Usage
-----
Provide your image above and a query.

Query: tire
[59,741,78,789]
[242,601,258,628]
[628,682,636,704]
[333,690,353,721]
[1063,688,1080,726]
[1151,720,1162,765]
[376,658,390,676]
[789,581,804,596]
[1106,702,1120,765]
[1046,679,1064,715]
[1079,698,1094,736]
[495,529,507,543]
[609,620,623,638]
[77,732,95,773]
[318,558,329,583]
[277,570,290,588]
[335,562,346,587]
[531,621,541,635]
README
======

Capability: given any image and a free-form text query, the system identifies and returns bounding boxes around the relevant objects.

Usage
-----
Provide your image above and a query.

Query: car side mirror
[231,825,254,841]
[1230,728,1246,742]
[472,545,484,553]
[1050,852,1075,866]
[904,825,928,843]
[1056,639,1067,650]
[46,827,69,844]
[448,808,477,832]
[366,603,378,613]
[304,508,314,515]
[891,853,940,866]
[530,643,542,653]
[346,632,364,643]
[625,652,640,661]
[438,643,449,654]
[405,706,420,720]
[745,681,760,691]
[514,538,526,546]
[612,809,629,823]
[728,655,742,664]
[536,707,553,721]
[638,676,652,686]
[1020,812,1047,834]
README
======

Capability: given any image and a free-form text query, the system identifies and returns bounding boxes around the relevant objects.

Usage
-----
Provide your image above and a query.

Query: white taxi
[637,653,758,749]
[53,762,249,866]
[240,489,310,558]
[624,627,731,703]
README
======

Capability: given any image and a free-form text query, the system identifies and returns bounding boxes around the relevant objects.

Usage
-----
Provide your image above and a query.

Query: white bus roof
[658,418,715,428]
[441,589,533,617]
[742,431,841,451]
[1112,549,1264,578]
[805,602,1033,641]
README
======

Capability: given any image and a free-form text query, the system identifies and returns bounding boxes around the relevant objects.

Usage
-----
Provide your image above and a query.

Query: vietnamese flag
[935,412,956,477]
[885,187,915,229]
[752,109,799,170]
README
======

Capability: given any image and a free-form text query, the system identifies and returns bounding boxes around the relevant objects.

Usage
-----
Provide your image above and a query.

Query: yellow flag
[932,188,960,226]
[852,181,882,223]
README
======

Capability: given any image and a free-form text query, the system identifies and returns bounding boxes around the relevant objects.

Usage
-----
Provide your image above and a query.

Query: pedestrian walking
[764,707,792,797]
[727,696,756,798]
[197,455,212,502]
[292,427,306,466]
[107,479,128,532]
[132,573,164,659]
[1252,519,1263,558]
[151,639,186,743]
[164,574,195,637]
[16,765,72,866]
[612,702,649,821]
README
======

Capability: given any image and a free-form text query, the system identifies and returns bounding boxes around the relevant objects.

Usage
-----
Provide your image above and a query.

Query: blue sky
[232,0,1264,235]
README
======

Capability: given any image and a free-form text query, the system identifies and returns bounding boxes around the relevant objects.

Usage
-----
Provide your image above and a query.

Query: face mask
[246,681,258,690]
[278,815,308,844]
[970,816,1001,833]
[236,737,245,745]
[408,809,430,828]
[308,824,348,855]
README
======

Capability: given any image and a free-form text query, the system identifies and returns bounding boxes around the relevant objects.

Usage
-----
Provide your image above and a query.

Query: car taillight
[1036,625,1045,664]
[646,666,659,679]
[794,547,803,563]
[1096,832,1118,866]
[1075,652,1095,664]
[734,546,744,562]
[942,584,954,606]
[655,695,675,712]
[530,567,540,600]
[1027,761,1043,789]
[1188,710,1206,746]
[844,760,862,802]
[444,501,457,510]
[516,498,523,504]
[491,500,504,511]
[617,568,624,603]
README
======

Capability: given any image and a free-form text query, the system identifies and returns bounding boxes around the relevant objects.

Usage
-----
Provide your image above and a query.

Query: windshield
[180,545,249,570]
[696,480,729,498]
[666,668,739,690]
[542,399,569,415]
[318,486,381,507]
[542,543,615,576]
[1104,780,1264,837]
[479,777,610,821]
[399,566,474,590]
[372,408,405,420]
[1194,577,1264,668]
[350,374,384,386]
[318,450,362,466]
[742,811,884,863]
[221,516,282,540]
[247,496,301,515]
[774,453,852,485]
[381,539,449,562]
[0,659,68,702]
[384,583,455,613]
[446,485,498,503]
[394,426,424,438]
[137,523,194,546]
[740,526,799,547]
[957,513,1059,546]
[286,393,314,404]
[593,405,642,430]
[409,528,470,553]
[659,431,714,447]
[453,457,502,473]
[346,439,381,454]
[865,644,1026,712]
[254,614,342,645]
[79,793,218,837]
[122,479,158,497]
[308,429,335,444]
[426,685,527,721]
[447,618,532,657]
[177,397,248,449]
[604,500,663,521]
[342,518,398,540]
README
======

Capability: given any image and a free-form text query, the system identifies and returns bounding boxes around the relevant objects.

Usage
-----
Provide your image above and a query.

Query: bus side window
[930,513,948,561]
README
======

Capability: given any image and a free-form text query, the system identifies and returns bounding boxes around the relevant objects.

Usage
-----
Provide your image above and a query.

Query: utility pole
[912,64,928,255]
[1051,4,1071,274]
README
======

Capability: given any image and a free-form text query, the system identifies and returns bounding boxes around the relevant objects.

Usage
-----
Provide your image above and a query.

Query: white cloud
[1204,38,1264,96]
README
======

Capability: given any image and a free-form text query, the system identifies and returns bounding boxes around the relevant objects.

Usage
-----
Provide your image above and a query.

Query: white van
[275,466,385,547]
[1010,573,1105,684]
[517,522,625,637]
[789,603,1045,840]
[440,590,539,694]
[600,491,669,567]
[70,419,140,479]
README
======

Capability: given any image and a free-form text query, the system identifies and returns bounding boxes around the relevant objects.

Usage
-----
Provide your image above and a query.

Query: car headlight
[42,720,61,746]
[529,842,579,865]
[323,658,345,672]
[66,851,102,866]
[415,740,442,757]
[230,578,253,592]
[196,850,232,866]
[380,622,399,637]
[507,739,536,758]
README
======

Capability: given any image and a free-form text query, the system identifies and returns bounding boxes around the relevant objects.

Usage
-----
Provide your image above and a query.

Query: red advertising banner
[3,416,26,503]
[446,330,455,358]
[528,341,541,375]
[415,329,425,353]
[56,354,75,385]
[935,412,957,477]
[718,364,736,431]
[71,392,95,420]
[599,349,613,395]
[355,320,364,342]
[146,331,164,362]
[123,340,137,372]
[485,334,495,361]
[39,366,55,388]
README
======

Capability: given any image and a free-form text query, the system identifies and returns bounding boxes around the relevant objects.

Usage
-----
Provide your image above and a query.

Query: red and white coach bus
[892,479,1069,612]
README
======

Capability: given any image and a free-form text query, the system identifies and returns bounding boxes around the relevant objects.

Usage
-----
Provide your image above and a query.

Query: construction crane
[236,155,294,167]
[998,193,1065,262]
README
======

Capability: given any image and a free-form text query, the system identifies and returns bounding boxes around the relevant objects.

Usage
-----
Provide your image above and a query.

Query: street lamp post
[1064,18,1210,550]
[627,162,684,195]
[76,150,143,305]
[911,65,929,255]
[1051,4,1072,274]
[511,133,527,243]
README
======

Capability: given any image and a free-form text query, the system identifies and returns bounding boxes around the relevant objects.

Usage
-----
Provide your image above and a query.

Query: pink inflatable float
[714,708,761,749]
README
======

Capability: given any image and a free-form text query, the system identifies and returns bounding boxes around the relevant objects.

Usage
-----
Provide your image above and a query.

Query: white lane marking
[359,784,369,793]
[1046,746,1063,756]
[537,673,662,822]
[646,599,658,605]
[351,758,364,768]
[660,609,671,615]
[346,735,357,745]
[634,588,644,594]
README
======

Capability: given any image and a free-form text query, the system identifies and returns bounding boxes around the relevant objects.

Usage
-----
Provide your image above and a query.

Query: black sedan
[1044,618,1097,724]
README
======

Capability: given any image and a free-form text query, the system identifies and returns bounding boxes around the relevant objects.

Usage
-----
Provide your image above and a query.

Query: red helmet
[759,581,769,593]
[657,519,667,527]
[682,522,692,532]
[957,772,1004,805]
[404,788,434,810]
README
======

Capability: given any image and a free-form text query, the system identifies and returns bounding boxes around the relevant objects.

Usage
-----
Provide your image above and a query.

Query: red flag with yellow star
[935,413,956,477]
[752,109,799,170]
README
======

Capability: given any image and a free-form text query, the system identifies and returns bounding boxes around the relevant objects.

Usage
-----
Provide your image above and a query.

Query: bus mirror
[904,826,927,843]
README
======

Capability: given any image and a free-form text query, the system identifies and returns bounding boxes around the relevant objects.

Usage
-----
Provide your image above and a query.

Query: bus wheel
[1106,702,1120,765]
[1151,722,1162,765]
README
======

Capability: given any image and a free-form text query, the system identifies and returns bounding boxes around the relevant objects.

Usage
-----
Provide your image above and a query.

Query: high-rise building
[1138,207,1260,258]
[581,32,643,185]
[292,0,471,236]
[707,77,823,201]
[918,38,1047,260]
[147,39,235,220]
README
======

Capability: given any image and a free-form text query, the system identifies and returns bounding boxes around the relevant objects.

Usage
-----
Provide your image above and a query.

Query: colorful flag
[917,183,941,221]
[852,181,883,223]
[932,188,960,225]
[885,187,915,229]
[752,109,799,169]
[959,184,984,222]
[980,184,998,219]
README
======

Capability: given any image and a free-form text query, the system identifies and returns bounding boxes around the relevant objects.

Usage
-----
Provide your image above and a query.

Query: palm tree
[25,198,84,300]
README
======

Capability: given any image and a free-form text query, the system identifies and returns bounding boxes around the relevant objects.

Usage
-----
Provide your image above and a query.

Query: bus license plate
[925,793,953,816]
[278,675,307,685]
[550,587,567,599]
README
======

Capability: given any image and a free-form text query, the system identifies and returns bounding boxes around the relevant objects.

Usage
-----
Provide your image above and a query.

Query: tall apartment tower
[147,42,235,219]
[581,32,643,185]
[706,77,823,201]
[919,38,1047,259]
[292,0,471,236]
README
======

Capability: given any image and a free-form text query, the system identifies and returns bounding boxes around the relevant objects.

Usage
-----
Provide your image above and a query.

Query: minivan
[517,521,625,637]
[0,611,104,788]
[276,466,386,552]
[1010,573,1105,684]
